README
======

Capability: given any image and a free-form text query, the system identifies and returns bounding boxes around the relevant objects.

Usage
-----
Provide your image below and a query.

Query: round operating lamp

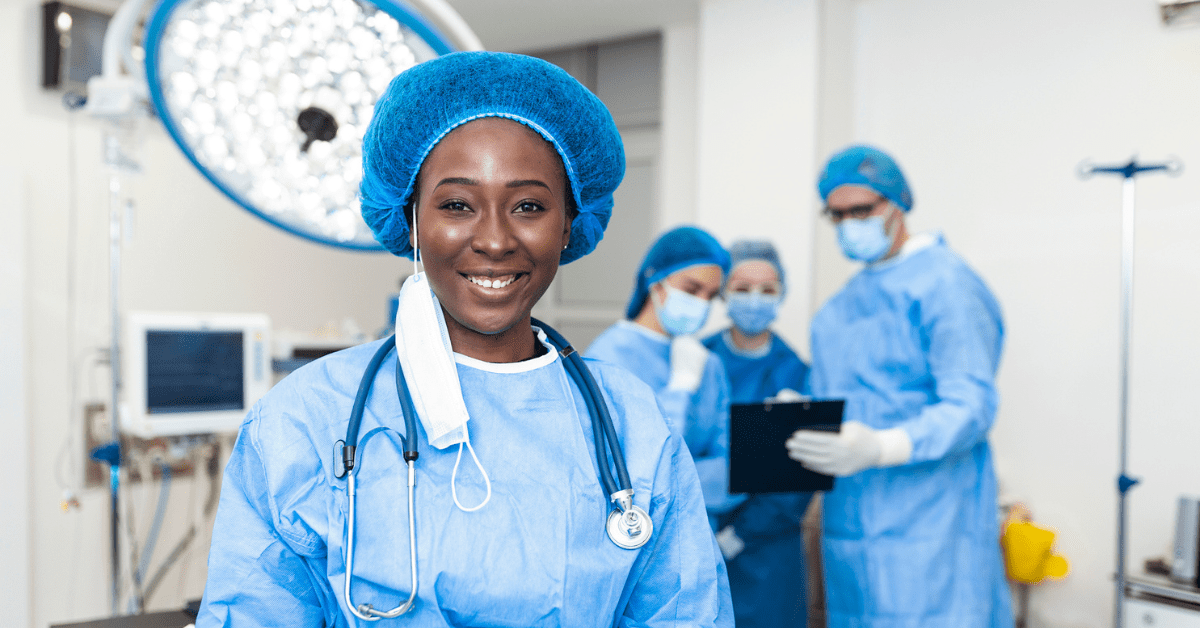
[143,0,480,250]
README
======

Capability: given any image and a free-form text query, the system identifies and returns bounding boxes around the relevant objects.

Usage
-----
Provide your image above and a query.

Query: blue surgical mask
[837,214,893,262]
[654,285,712,336]
[726,293,781,336]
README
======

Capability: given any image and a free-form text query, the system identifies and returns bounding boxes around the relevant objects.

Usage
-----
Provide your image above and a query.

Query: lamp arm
[407,0,484,51]
[103,0,154,80]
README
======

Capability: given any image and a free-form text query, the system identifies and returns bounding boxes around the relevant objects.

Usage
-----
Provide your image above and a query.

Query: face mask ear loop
[451,423,492,512]
[650,281,668,318]
[884,203,901,240]
[412,204,424,278]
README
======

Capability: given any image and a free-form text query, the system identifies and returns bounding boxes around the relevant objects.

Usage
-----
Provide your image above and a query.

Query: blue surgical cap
[817,145,914,212]
[727,239,786,295]
[360,51,625,264]
[625,226,731,320]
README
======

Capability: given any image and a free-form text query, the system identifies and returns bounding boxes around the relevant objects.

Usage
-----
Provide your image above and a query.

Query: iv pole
[86,0,152,613]
[1077,156,1182,628]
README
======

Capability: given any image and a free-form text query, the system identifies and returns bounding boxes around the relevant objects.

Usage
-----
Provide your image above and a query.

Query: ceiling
[444,0,699,52]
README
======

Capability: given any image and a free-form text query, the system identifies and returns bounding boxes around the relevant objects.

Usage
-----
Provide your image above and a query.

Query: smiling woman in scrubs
[197,52,732,627]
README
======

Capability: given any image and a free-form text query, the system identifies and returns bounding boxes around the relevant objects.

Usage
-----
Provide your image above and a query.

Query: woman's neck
[443,310,540,363]
[730,326,771,351]
[632,303,666,335]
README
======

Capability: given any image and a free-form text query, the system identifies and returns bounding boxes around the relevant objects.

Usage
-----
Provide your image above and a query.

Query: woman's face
[651,264,724,302]
[412,117,571,350]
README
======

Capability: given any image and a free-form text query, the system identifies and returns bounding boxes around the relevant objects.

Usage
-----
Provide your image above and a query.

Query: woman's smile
[462,272,526,291]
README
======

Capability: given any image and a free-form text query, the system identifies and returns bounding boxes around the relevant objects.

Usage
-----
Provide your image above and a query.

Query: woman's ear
[648,281,665,301]
[560,208,573,251]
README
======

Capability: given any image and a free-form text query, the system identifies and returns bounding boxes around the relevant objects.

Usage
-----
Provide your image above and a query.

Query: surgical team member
[198,52,733,627]
[702,239,813,628]
[787,145,1012,628]
[700,240,816,624]
[586,226,738,520]
[704,240,811,401]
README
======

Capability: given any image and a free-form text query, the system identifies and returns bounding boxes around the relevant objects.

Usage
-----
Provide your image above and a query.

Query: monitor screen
[146,330,244,414]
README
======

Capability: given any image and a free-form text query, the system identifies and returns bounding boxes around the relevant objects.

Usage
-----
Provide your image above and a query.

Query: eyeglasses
[821,197,888,222]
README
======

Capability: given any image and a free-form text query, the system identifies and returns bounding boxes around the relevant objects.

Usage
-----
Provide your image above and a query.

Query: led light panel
[144,0,456,249]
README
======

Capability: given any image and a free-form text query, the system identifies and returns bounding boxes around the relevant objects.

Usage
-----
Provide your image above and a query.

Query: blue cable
[138,463,171,584]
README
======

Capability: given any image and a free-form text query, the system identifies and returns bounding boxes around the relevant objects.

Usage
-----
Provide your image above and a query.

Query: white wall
[660,22,700,233]
[6,0,405,624]
[694,0,820,352]
[819,0,1200,626]
[1,127,33,628]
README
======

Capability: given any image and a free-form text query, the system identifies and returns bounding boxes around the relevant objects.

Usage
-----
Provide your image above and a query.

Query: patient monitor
[122,311,270,438]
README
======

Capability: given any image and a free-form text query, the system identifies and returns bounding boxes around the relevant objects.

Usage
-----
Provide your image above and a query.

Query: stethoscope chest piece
[606,504,653,550]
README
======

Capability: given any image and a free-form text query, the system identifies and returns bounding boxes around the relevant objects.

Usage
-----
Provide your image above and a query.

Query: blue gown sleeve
[197,410,332,628]
[619,433,735,628]
[900,272,1004,464]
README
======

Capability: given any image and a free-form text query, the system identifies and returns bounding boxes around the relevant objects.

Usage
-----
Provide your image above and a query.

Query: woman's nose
[471,207,518,258]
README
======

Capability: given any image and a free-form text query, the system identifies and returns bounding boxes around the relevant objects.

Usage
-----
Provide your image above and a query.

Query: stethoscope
[334,318,652,621]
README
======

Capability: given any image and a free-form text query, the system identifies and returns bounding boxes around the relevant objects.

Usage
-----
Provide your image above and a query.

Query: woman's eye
[514,201,545,214]
[731,286,752,293]
[440,200,469,212]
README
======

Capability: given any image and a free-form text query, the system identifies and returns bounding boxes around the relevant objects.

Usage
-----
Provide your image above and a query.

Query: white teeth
[468,275,516,289]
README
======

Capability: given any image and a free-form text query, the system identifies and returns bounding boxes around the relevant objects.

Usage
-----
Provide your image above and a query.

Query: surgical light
[143,0,481,249]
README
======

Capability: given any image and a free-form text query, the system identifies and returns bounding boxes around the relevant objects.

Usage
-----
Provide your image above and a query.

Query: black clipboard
[729,399,844,493]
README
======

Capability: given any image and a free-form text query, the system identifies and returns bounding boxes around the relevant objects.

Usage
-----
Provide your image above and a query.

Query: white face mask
[394,213,491,511]
[394,273,468,449]
[652,285,712,337]
[836,207,898,263]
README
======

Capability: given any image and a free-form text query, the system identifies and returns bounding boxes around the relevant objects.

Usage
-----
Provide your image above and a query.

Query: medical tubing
[344,336,398,473]
[561,352,618,496]
[567,350,633,492]
[137,463,171,585]
[344,463,418,620]
[533,321,615,495]
[531,319,631,494]
[572,351,633,493]
[394,350,419,461]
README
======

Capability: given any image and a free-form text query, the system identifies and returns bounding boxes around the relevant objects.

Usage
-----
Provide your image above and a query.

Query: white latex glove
[766,388,807,403]
[715,525,746,561]
[785,420,912,477]
[666,335,709,393]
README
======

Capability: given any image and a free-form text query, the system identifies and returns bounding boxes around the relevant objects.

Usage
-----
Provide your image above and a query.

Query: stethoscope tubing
[532,319,633,496]
[345,459,418,621]
[342,336,401,475]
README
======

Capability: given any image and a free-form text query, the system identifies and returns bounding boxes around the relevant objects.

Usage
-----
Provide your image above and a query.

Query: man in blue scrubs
[787,145,1013,628]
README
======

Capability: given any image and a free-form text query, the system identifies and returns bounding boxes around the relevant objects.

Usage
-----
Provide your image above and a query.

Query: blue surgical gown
[197,334,734,627]
[809,234,1013,628]
[703,330,813,628]
[585,321,739,517]
[703,330,811,401]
